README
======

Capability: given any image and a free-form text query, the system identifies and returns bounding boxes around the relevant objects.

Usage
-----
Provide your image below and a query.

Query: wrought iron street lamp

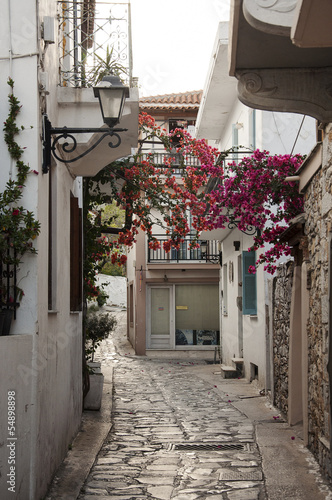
[42,75,130,173]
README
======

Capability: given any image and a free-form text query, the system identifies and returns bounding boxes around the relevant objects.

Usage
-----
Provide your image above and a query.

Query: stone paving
[79,320,267,500]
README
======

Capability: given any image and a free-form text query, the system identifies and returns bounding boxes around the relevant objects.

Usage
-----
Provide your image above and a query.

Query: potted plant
[84,306,117,410]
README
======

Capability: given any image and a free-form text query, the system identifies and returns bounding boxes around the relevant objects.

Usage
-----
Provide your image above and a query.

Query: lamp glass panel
[98,88,125,124]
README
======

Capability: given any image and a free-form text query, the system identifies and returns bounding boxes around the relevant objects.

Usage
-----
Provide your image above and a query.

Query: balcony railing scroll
[148,236,220,264]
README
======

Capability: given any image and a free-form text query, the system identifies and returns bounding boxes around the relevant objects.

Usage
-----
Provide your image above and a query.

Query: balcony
[148,236,220,264]
[58,0,132,87]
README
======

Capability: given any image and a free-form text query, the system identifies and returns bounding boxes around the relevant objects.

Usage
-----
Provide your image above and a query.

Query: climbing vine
[1,78,40,303]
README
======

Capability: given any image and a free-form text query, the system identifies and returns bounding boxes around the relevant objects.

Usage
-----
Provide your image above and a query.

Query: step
[220,364,238,379]
[232,357,244,366]
[232,357,244,377]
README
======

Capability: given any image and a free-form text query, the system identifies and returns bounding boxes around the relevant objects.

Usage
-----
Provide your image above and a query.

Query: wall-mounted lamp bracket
[227,218,261,237]
[42,114,127,174]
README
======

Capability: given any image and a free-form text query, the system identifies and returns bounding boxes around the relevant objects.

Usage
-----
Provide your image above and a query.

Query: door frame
[146,285,174,349]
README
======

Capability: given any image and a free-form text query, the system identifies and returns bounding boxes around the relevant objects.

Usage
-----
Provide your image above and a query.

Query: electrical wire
[272,112,287,153]
[290,115,306,156]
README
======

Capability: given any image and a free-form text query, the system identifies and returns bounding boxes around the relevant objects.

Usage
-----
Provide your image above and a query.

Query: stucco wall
[221,231,268,388]
[96,275,127,307]
[0,1,83,498]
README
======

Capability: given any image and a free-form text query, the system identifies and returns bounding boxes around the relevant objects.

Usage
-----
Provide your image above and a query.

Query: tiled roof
[140,90,202,110]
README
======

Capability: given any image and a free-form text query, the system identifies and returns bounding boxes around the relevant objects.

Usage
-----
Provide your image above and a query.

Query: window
[129,283,134,325]
[242,251,257,315]
[232,124,239,163]
[175,285,219,346]
[48,168,57,310]
[70,195,82,311]
[223,263,228,315]
[169,119,196,147]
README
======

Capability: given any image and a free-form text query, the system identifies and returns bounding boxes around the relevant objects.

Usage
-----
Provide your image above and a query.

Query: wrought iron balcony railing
[147,236,220,264]
[138,152,200,175]
[58,0,132,87]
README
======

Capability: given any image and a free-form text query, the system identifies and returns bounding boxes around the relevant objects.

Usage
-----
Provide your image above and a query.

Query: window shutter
[70,196,82,311]
[249,110,256,150]
[242,251,257,315]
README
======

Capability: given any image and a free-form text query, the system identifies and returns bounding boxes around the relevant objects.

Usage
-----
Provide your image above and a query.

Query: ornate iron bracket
[227,218,261,237]
[42,114,128,174]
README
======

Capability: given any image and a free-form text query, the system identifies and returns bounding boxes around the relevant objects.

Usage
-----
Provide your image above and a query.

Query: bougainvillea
[84,112,221,300]
[206,150,304,273]
[85,112,304,301]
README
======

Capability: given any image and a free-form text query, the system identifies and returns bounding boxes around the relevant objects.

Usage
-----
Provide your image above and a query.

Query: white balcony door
[147,286,174,349]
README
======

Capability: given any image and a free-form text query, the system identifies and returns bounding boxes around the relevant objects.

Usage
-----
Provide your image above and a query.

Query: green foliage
[83,167,127,301]
[85,308,117,361]
[101,260,126,277]
[87,45,128,86]
[1,79,40,304]
[101,201,125,229]
[96,289,108,307]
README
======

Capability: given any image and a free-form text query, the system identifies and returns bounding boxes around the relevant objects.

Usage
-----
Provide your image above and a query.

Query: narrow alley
[53,306,332,500]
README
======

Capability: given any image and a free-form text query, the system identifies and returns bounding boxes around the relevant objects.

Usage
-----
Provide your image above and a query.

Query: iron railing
[58,0,132,87]
[0,243,18,319]
[148,236,220,263]
[139,152,200,174]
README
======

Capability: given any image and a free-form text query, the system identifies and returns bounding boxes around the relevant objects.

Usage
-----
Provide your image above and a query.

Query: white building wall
[0,1,83,498]
[208,100,316,390]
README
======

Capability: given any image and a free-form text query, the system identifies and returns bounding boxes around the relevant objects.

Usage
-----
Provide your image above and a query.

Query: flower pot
[87,361,101,374]
[0,311,6,336]
[1,310,13,335]
[83,373,104,410]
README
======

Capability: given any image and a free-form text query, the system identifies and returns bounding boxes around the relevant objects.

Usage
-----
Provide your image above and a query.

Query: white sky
[130,0,231,96]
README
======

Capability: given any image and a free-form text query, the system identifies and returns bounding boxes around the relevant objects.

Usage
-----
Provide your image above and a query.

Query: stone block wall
[272,261,293,416]
[304,139,332,478]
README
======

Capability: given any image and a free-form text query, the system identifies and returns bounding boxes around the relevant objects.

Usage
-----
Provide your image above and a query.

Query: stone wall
[304,139,332,478]
[272,261,293,416]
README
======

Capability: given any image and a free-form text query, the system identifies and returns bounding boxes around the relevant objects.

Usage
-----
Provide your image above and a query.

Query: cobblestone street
[69,307,331,500]
[80,361,262,499]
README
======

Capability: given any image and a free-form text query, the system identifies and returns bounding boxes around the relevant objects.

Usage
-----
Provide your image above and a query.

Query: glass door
[148,287,173,349]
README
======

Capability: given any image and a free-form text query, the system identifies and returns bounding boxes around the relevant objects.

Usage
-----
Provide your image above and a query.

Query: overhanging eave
[230,0,332,122]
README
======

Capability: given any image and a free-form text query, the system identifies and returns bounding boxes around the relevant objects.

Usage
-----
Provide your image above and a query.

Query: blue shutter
[249,110,256,150]
[232,124,239,163]
[242,251,257,315]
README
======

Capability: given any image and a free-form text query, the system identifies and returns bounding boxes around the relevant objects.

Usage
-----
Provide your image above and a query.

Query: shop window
[175,284,219,346]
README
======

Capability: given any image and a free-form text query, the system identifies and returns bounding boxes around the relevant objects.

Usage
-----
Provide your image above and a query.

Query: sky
[130,0,231,96]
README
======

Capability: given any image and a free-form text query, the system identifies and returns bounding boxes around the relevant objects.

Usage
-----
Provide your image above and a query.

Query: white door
[147,287,173,349]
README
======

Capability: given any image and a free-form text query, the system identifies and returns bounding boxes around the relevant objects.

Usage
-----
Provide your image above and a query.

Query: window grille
[58,0,132,87]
